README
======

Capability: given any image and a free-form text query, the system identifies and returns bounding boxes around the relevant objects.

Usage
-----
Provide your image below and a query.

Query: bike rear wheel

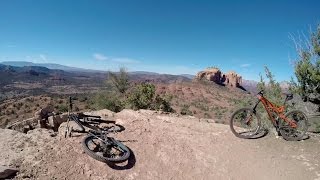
[279,110,308,141]
[82,135,130,163]
[230,108,261,138]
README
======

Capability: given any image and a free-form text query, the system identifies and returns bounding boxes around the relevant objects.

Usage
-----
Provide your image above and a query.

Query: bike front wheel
[82,135,130,163]
[230,108,261,138]
[279,110,308,141]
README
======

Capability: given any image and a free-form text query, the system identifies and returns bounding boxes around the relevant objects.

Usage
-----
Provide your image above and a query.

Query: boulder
[0,165,18,179]
[48,113,68,131]
[35,106,55,128]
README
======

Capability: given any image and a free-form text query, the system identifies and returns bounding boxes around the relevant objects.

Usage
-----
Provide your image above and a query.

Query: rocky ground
[1,109,320,180]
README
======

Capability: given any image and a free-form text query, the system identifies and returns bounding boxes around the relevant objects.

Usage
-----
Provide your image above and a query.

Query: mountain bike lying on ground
[65,97,130,163]
[230,90,308,141]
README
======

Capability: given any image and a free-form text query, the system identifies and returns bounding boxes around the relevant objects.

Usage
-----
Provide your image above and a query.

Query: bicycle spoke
[231,108,260,138]
[279,110,308,141]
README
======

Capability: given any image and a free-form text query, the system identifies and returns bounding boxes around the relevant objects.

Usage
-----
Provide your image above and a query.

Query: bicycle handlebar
[77,113,101,119]
[257,90,264,96]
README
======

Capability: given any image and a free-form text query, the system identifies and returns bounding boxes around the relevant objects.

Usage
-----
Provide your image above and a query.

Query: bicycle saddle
[284,93,293,100]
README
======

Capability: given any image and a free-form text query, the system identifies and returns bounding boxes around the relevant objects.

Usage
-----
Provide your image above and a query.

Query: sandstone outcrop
[222,71,242,87]
[195,67,242,87]
[195,68,222,84]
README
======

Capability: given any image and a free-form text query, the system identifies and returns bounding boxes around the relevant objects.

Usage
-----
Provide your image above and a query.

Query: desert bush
[256,66,284,130]
[126,83,174,112]
[127,83,155,110]
[214,108,223,119]
[192,100,209,111]
[152,95,174,112]
[204,112,212,118]
[90,92,124,112]
[180,104,193,115]
[108,67,130,94]
[92,68,174,113]
[56,104,68,113]
[79,96,88,102]
[290,24,320,112]
[257,66,283,106]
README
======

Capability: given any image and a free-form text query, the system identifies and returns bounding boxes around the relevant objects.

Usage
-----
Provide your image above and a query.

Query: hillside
[0,80,251,129]
[0,64,192,102]
[0,61,97,72]
[1,109,320,179]
[156,81,251,121]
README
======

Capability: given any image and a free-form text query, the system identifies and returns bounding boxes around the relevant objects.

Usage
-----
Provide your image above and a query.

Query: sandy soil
[1,109,320,180]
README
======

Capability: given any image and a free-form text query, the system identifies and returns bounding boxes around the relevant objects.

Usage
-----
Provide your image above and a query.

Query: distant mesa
[195,67,242,88]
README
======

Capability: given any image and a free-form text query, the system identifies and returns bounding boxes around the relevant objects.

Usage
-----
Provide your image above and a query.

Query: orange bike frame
[257,95,297,128]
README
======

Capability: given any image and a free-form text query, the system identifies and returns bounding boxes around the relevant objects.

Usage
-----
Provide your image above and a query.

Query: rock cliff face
[223,71,242,87]
[195,68,222,84]
[195,68,242,87]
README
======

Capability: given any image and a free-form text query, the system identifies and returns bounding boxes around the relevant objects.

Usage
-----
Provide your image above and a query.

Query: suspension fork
[252,99,261,114]
[243,100,260,124]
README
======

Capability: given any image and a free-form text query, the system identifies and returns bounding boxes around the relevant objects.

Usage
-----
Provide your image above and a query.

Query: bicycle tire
[230,107,261,139]
[279,110,308,141]
[82,135,130,163]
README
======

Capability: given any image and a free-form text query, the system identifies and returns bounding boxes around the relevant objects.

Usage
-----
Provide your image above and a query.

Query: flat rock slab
[0,165,18,179]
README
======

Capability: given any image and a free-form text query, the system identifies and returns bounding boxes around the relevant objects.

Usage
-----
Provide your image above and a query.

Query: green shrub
[56,105,68,113]
[126,83,174,112]
[127,83,155,110]
[256,66,285,130]
[290,25,320,111]
[79,96,88,102]
[153,95,174,112]
[90,92,124,112]
[108,67,130,94]
[180,104,193,115]
[204,112,212,118]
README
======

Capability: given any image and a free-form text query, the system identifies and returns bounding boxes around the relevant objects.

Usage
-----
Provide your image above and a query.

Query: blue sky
[0,0,319,81]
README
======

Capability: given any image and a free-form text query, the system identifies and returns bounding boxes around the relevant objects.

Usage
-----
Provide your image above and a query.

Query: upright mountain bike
[230,90,308,141]
[65,97,130,163]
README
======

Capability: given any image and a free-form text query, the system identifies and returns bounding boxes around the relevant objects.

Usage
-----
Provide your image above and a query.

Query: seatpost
[69,96,73,111]
[283,97,288,106]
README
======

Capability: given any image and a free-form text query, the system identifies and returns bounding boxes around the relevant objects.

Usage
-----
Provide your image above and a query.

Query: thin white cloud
[112,57,140,64]
[24,54,48,63]
[39,54,47,62]
[93,53,108,61]
[240,63,251,68]
[93,53,140,64]
[7,44,16,48]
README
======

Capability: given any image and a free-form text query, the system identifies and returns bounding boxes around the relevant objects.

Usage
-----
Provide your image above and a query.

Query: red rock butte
[195,68,242,87]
